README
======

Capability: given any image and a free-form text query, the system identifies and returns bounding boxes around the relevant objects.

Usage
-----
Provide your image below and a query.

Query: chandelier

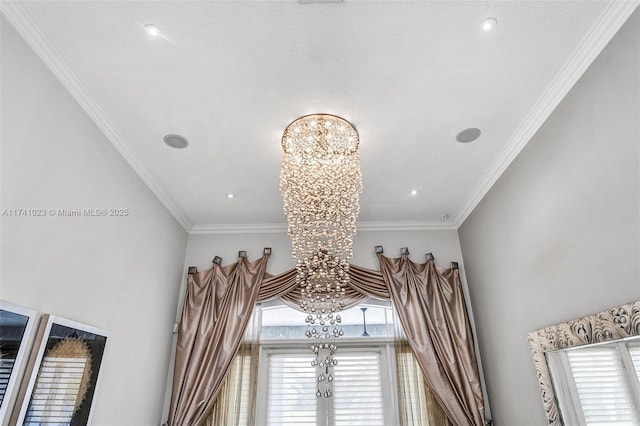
[280,114,362,398]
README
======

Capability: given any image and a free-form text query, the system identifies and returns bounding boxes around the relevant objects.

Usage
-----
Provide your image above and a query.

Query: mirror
[528,300,640,425]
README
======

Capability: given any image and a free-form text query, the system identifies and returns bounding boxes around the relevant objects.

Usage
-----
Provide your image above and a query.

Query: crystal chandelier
[280,114,362,398]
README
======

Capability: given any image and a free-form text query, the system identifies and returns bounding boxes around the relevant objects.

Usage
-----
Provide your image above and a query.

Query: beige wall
[1,17,188,425]
[458,10,640,426]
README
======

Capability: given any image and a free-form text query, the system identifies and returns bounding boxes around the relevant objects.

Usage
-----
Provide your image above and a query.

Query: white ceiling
[3,1,637,233]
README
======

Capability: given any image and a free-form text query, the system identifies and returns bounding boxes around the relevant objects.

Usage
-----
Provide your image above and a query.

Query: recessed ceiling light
[410,189,418,196]
[163,134,189,149]
[144,24,161,37]
[480,17,497,32]
[226,193,235,199]
[456,128,482,143]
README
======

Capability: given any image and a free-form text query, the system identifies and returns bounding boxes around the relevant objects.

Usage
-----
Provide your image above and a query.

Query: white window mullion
[316,379,329,426]
[323,387,333,426]
[619,342,640,421]
[547,350,586,425]
[255,347,269,426]
[382,343,400,426]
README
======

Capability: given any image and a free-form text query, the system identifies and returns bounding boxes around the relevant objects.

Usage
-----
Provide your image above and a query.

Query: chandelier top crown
[281,114,359,157]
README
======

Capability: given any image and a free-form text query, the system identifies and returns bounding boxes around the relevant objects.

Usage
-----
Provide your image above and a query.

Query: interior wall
[458,9,640,426]
[184,229,465,273]
[1,17,188,426]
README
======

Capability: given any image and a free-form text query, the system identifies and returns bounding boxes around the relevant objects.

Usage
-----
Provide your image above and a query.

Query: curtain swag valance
[168,247,486,426]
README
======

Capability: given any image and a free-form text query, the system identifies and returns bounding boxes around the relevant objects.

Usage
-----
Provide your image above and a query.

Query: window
[210,300,447,426]
[631,344,640,378]
[333,351,386,425]
[265,353,316,425]
[261,347,392,426]
[256,301,398,426]
[547,338,640,425]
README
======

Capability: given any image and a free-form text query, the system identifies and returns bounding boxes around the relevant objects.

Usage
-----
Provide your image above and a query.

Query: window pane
[567,346,638,424]
[261,303,393,340]
[267,354,317,425]
[629,342,640,383]
[333,352,385,426]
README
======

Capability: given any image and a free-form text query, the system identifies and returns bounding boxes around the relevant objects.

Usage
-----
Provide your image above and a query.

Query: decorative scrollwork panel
[528,300,640,425]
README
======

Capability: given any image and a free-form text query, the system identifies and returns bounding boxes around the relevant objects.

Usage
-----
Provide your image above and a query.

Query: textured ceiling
[3,0,636,232]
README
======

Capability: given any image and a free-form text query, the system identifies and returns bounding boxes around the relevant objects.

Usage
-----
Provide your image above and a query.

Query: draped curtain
[168,256,269,426]
[379,253,485,426]
[168,251,486,426]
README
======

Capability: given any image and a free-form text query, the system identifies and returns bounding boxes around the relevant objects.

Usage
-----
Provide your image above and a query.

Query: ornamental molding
[527,300,640,425]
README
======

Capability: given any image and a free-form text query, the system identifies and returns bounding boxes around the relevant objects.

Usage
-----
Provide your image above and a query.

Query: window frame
[256,302,400,426]
[546,337,640,425]
[528,300,640,425]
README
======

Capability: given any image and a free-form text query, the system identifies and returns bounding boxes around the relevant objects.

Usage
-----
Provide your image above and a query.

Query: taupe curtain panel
[379,253,485,426]
[168,250,485,426]
[168,255,269,426]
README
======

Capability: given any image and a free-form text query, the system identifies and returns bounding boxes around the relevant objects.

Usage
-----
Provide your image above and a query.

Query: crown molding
[190,220,456,235]
[190,223,287,235]
[356,221,457,232]
[453,0,639,229]
[1,1,193,232]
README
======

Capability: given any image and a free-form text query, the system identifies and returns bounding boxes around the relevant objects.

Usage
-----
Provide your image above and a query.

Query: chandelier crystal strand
[280,114,362,398]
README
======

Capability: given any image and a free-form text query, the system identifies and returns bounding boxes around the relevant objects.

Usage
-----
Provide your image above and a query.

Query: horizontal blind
[629,343,640,382]
[567,346,638,424]
[267,354,317,426]
[333,352,385,426]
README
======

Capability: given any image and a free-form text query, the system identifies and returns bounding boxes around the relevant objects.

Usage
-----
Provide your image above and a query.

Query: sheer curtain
[206,306,261,426]
[395,312,452,426]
